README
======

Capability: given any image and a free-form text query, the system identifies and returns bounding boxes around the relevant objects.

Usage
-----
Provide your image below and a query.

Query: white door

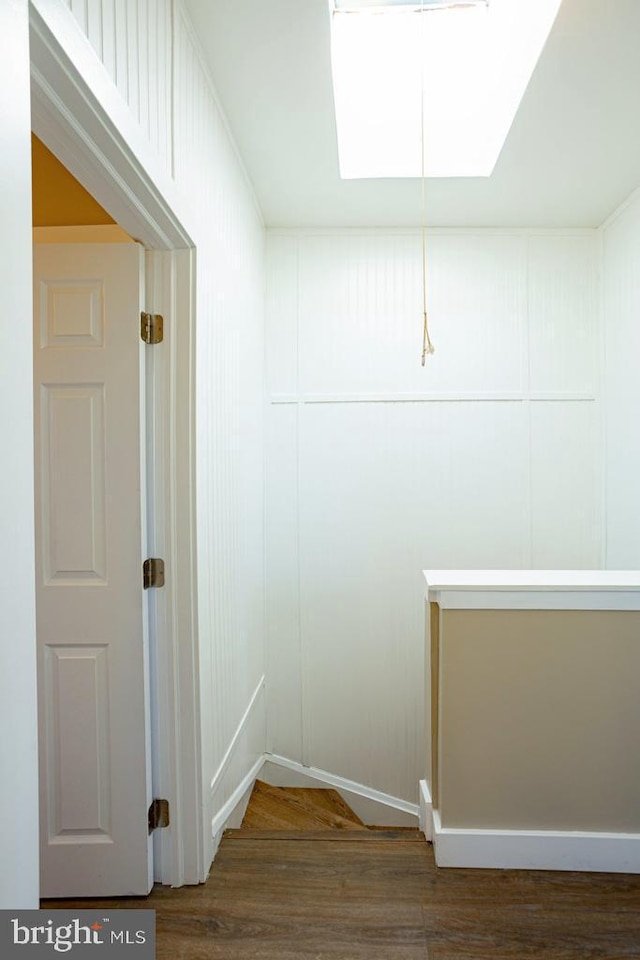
[34,242,153,898]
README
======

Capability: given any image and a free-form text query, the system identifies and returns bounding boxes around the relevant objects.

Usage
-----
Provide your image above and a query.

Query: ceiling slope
[184,0,640,227]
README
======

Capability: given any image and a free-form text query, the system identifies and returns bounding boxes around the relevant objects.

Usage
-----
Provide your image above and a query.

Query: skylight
[330,0,563,179]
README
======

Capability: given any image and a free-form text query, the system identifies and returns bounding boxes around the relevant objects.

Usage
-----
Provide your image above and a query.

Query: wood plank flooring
[42,782,640,959]
[240,779,369,830]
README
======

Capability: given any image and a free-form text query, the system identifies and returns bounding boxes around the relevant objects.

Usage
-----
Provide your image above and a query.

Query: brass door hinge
[148,798,170,834]
[141,312,164,344]
[143,558,165,590]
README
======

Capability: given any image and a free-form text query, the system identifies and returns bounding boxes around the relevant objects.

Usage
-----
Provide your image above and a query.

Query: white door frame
[29,0,204,887]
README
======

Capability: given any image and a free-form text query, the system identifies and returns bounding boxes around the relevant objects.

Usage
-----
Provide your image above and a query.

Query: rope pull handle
[421,311,435,366]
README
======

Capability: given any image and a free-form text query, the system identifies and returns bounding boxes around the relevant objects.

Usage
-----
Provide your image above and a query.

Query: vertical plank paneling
[66,0,173,175]
[266,229,601,804]
[69,0,86,34]
[125,0,140,122]
[297,233,526,397]
[602,194,640,567]
[527,236,597,394]
[266,236,299,397]
[530,401,601,568]
[100,0,116,81]
[265,405,302,760]
[136,0,150,142]
[113,0,129,104]
[172,3,266,844]
[145,0,159,153]
[156,0,170,169]
[86,0,103,61]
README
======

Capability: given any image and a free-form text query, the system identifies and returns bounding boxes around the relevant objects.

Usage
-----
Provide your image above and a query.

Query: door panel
[40,383,107,583]
[34,243,152,897]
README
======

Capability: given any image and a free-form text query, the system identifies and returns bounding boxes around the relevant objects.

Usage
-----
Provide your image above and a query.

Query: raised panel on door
[34,242,152,897]
[40,383,107,584]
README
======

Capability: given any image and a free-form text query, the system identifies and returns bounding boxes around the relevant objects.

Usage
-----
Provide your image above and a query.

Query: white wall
[0,0,39,908]
[266,228,602,804]
[172,8,266,849]
[602,190,640,568]
[53,0,267,868]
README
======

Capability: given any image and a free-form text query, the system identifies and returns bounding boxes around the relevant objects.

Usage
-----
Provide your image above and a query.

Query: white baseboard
[432,811,640,873]
[418,780,433,840]
[210,755,265,839]
[209,676,265,795]
[223,780,254,830]
[262,755,419,828]
[206,676,266,857]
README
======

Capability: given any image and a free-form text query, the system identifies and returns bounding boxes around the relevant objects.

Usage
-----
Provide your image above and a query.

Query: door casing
[29,0,203,887]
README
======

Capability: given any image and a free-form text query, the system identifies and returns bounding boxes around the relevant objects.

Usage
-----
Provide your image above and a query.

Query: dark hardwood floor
[43,782,640,959]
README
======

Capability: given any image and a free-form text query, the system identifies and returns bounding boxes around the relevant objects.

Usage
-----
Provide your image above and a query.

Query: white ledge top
[423,570,640,611]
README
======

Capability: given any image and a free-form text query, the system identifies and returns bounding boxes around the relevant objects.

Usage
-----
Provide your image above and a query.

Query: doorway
[30,8,203,890]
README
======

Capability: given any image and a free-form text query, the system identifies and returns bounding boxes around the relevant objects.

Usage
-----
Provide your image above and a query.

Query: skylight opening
[330,0,563,179]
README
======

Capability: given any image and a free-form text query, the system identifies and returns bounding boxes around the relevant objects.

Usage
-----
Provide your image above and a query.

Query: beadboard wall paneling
[266,230,601,803]
[65,0,173,174]
[173,4,266,846]
[298,400,527,800]
[265,404,303,762]
[529,401,601,568]
[602,192,640,568]
[296,234,526,397]
[266,234,298,398]
[527,236,598,395]
[58,0,267,858]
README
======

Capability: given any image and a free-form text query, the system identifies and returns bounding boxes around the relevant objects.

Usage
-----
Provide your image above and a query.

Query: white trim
[428,590,640,611]
[0,0,39,908]
[269,392,597,405]
[432,811,640,873]
[32,225,134,243]
[210,756,265,839]
[424,569,640,590]
[145,250,202,887]
[424,570,640,610]
[29,0,193,249]
[209,676,266,794]
[418,781,433,840]
[265,754,419,819]
[267,226,598,239]
[167,250,203,885]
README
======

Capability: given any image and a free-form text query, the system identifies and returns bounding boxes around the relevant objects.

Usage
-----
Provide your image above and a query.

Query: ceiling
[32,135,115,227]
[183,0,640,228]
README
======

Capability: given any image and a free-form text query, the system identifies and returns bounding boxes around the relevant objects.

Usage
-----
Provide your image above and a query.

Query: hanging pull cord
[420,0,434,366]
[421,176,435,364]
[422,314,434,366]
